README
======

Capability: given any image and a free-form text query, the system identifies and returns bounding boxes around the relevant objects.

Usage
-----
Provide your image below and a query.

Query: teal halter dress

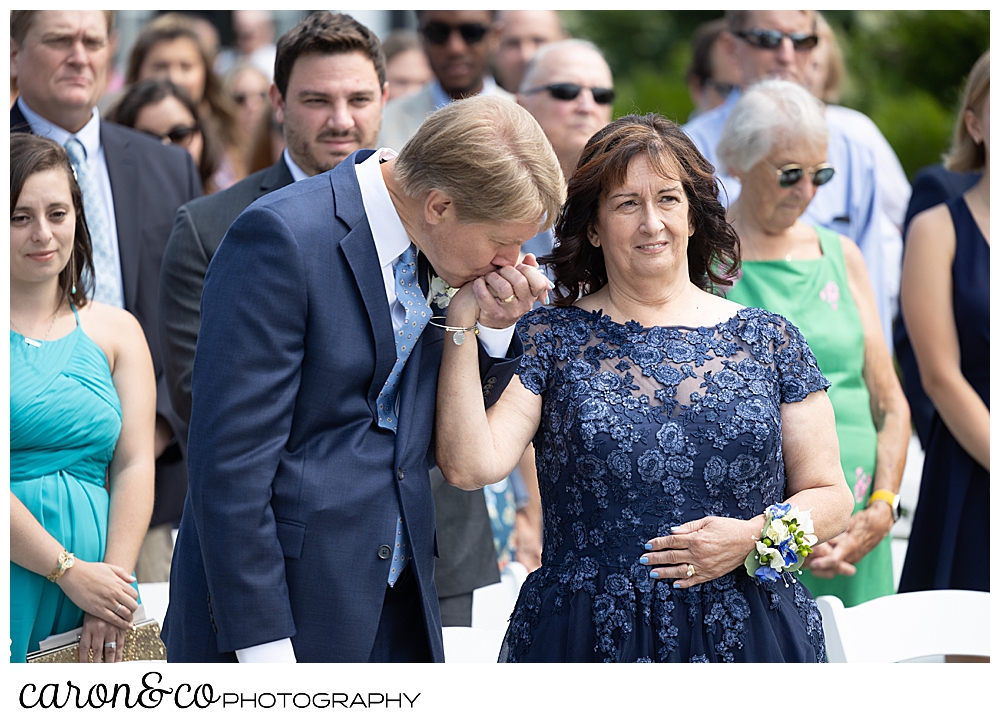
[10,306,122,662]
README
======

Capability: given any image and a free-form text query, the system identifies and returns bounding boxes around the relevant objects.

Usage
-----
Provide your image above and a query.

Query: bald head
[518,40,614,179]
[493,10,566,92]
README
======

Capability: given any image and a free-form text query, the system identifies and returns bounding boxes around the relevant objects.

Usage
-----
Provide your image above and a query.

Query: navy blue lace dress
[502,306,831,663]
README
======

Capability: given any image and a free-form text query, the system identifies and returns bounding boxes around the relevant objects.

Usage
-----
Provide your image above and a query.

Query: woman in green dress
[717,80,911,606]
[10,134,155,662]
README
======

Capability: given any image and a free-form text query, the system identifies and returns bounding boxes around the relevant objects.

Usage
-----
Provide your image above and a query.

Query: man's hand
[474,254,553,329]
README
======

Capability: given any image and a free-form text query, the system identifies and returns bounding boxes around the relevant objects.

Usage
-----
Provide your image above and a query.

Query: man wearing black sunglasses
[379,10,510,152]
[684,9,903,351]
[518,39,614,183]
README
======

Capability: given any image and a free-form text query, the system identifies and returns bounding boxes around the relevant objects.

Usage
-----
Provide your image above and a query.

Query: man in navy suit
[163,95,565,662]
[10,10,202,582]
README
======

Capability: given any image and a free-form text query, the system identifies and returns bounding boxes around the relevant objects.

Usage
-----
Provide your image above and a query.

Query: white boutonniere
[744,503,818,583]
[428,275,458,309]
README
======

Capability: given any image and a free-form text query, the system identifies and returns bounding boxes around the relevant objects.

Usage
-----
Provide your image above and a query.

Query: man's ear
[269,83,285,125]
[424,189,453,226]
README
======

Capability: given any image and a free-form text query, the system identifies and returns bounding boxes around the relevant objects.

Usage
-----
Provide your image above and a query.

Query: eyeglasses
[735,29,819,52]
[421,21,489,46]
[522,82,616,105]
[144,124,199,146]
[771,162,835,188]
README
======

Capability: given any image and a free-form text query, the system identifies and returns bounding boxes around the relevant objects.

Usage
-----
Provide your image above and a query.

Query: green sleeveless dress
[725,226,893,606]
[10,306,123,661]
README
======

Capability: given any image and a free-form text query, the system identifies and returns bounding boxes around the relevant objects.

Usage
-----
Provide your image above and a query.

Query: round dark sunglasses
[522,82,616,105]
[736,28,819,51]
[421,21,488,46]
[771,162,835,188]
[143,124,199,146]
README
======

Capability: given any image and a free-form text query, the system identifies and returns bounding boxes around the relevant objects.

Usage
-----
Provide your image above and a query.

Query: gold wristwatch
[867,489,900,522]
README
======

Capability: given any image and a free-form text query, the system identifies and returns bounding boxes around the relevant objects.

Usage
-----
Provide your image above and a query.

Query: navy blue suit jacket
[163,150,521,662]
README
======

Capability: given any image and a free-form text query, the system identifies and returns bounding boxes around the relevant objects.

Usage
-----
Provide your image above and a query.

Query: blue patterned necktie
[64,138,123,307]
[377,244,431,585]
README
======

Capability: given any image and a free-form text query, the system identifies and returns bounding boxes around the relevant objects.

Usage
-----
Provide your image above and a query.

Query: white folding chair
[136,581,170,626]
[442,627,507,663]
[471,561,528,630]
[816,590,990,663]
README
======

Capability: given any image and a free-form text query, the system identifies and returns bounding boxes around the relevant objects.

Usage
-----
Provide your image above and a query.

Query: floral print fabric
[499,306,830,663]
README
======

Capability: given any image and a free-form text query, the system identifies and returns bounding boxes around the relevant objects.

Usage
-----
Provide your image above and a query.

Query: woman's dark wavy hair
[107,78,221,190]
[10,134,94,308]
[545,113,741,305]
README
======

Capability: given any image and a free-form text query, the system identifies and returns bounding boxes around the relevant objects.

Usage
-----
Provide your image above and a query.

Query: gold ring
[686,564,695,578]
[500,294,516,304]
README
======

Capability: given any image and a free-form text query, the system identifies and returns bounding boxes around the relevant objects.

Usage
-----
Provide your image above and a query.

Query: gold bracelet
[428,316,480,346]
[46,550,76,582]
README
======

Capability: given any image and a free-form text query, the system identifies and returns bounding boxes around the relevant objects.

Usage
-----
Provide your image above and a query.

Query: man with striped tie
[164,95,564,662]
[10,10,202,583]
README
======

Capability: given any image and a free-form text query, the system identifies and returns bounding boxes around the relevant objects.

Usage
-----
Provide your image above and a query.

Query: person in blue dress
[434,114,854,662]
[10,134,155,663]
[898,51,990,594]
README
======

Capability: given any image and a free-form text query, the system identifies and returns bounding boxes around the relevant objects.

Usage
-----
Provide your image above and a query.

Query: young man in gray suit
[159,11,387,427]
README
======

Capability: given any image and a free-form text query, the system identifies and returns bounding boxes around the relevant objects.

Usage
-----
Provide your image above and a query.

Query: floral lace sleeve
[772,315,830,403]
[514,308,557,396]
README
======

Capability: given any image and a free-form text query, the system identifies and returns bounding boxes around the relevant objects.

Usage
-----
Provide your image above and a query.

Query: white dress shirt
[236,149,514,663]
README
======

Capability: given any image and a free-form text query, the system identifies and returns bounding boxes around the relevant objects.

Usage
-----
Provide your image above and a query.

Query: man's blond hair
[394,95,565,226]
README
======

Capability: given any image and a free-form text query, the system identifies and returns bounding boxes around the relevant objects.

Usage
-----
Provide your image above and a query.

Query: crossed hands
[445,254,553,329]
[57,559,139,662]
[640,516,759,589]
[802,504,893,579]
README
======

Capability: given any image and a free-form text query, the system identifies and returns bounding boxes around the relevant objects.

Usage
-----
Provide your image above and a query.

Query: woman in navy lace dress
[435,114,854,662]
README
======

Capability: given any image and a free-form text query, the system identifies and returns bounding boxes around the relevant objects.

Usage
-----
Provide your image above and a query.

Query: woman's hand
[802,503,893,579]
[641,516,760,589]
[79,613,126,663]
[474,255,553,330]
[56,559,138,631]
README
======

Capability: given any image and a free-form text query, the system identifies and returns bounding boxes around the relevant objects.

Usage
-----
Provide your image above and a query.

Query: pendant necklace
[11,306,60,348]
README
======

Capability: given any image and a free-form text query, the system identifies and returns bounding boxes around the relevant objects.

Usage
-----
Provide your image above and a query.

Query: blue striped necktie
[64,138,123,307]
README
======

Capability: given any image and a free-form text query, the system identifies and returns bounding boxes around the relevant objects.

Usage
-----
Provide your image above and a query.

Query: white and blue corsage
[744,502,818,582]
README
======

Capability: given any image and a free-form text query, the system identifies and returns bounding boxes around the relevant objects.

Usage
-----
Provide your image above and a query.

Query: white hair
[717,78,828,176]
[519,38,609,93]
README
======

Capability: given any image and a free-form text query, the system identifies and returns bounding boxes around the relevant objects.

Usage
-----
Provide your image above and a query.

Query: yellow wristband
[46,550,76,582]
[867,489,897,508]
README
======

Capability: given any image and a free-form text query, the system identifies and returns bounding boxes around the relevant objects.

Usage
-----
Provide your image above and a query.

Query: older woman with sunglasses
[719,79,910,607]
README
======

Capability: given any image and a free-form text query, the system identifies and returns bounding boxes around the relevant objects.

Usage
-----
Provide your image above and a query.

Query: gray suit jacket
[159,159,295,427]
[378,82,515,151]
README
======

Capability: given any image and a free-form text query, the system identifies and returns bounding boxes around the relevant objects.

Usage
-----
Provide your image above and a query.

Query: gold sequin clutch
[26,606,166,663]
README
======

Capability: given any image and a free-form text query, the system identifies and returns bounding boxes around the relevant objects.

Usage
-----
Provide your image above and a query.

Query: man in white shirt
[163,95,565,662]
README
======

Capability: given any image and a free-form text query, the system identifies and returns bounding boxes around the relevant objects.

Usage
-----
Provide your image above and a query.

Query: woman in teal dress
[10,134,155,662]
[717,80,911,607]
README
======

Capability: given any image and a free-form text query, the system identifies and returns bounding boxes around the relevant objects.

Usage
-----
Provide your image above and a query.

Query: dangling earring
[69,246,77,297]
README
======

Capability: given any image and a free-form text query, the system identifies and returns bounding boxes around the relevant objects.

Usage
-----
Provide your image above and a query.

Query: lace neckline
[562,302,746,332]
